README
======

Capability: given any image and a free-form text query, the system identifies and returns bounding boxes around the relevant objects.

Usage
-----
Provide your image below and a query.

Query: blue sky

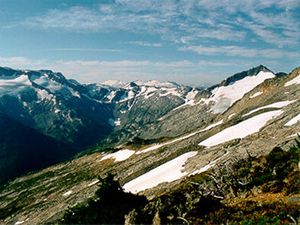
[0,0,299,85]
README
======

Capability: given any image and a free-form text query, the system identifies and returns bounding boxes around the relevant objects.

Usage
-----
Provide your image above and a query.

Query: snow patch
[106,91,116,102]
[0,75,31,95]
[143,80,178,88]
[171,88,199,111]
[54,108,61,113]
[123,151,198,193]
[63,190,73,197]
[243,100,295,117]
[159,88,182,98]
[32,75,49,86]
[100,149,135,162]
[199,110,284,147]
[88,179,100,187]
[250,91,263,98]
[228,113,235,119]
[285,113,300,126]
[142,87,157,99]
[285,73,300,87]
[37,89,53,101]
[69,89,81,98]
[287,133,300,138]
[119,90,136,103]
[115,118,121,126]
[137,120,223,154]
[186,88,198,102]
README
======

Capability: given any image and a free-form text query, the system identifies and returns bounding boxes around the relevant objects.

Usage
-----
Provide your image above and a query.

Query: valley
[0,65,299,224]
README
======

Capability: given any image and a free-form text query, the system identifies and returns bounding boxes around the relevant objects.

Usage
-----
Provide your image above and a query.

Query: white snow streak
[285,73,300,87]
[228,113,236,119]
[287,133,300,138]
[285,113,300,126]
[171,88,199,111]
[62,190,73,197]
[250,91,263,98]
[87,179,100,187]
[199,110,283,147]
[136,120,223,154]
[123,151,198,193]
[243,100,295,117]
[37,89,53,101]
[100,149,135,162]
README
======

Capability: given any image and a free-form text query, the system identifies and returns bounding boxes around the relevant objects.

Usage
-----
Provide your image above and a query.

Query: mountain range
[0,65,299,224]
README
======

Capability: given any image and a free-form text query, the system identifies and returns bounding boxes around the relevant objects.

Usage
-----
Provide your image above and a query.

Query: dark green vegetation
[62,140,300,224]
[62,174,147,224]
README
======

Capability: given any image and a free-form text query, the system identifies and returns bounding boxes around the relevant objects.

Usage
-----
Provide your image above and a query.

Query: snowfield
[199,110,284,147]
[171,88,199,111]
[0,75,31,95]
[100,149,135,162]
[243,100,295,117]
[208,71,275,113]
[285,73,300,87]
[123,151,198,193]
[285,113,300,126]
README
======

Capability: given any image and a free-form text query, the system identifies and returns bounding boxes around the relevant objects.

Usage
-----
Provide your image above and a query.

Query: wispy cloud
[21,0,299,48]
[180,45,300,58]
[3,0,298,83]
[0,56,46,69]
[48,48,123,53]
[125,41,162,47]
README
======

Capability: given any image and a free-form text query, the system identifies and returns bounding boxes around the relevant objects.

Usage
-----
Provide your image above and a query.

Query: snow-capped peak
[205,68,276,113]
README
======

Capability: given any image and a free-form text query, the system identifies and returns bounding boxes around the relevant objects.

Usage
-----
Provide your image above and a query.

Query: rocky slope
[0,65,299,224]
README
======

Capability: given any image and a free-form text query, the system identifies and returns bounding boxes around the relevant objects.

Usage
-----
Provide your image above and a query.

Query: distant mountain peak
[0,66,22,77]
[102,80,128,88]
[102,79,182,89]
[142,80,180,88]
